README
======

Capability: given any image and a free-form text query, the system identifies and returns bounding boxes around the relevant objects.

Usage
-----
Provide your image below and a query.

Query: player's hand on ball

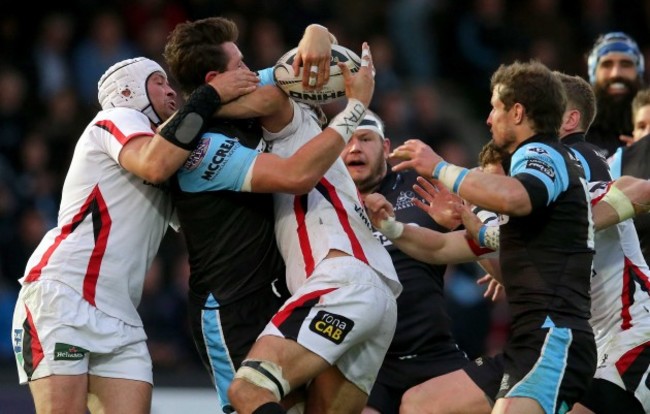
[294,24,333,90]
[341,42,375,107]
[208,69,259,103]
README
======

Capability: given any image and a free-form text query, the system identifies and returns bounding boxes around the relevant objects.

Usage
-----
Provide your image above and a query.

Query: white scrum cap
[98,57,166,125]
[357,110,385,138]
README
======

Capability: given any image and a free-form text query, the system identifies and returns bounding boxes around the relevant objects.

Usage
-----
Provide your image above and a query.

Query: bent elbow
[499,188,531,216]
[284,173,321,194]
[139,163,175,184]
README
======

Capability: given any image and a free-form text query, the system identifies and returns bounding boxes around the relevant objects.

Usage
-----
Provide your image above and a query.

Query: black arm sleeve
[515,173,550,211]
[159,84,222,150]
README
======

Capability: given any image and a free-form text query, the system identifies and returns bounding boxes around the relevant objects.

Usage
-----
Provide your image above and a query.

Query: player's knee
[232,359,291,401]
[400,386,421,414]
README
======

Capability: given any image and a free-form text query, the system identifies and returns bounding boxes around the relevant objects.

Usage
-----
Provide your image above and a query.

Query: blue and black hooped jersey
[563,132,612,182]
[171,118,285,305]
[501,134,594,333]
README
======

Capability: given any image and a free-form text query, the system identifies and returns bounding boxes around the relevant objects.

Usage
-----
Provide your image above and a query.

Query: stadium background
[0,0,649,412]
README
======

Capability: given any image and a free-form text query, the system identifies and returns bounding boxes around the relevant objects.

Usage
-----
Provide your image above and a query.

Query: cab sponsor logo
[54,343,89,361]
[309,311,354,345]
[525,159,555,180]
[201,138,238,181]
[183,137,210,171]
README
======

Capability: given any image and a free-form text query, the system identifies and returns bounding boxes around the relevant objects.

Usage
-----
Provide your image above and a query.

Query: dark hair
[490,60,566,136]
[163,17,239,96]
[554,71,596,131]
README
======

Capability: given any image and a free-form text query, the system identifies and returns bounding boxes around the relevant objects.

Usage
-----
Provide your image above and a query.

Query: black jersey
[502,134,594,333]
[610,135,650,265]
[171,119,285,304]
[373,169,467,377]
[563,132,612,182]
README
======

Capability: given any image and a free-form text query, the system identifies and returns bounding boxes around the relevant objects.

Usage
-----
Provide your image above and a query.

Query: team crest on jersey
[183,137,210,171]
[54,343,89,361]
[394,191,416,211]
[525,159,555,180]
[309,310,354,344]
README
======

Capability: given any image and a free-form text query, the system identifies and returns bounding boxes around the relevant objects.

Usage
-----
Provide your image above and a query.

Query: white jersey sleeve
[20,108,173,326]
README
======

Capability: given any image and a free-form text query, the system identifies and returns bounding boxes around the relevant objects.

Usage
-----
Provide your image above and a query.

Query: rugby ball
[273,44,361,105]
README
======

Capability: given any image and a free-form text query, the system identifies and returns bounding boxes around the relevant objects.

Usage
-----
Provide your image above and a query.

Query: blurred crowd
[1,0,649,381]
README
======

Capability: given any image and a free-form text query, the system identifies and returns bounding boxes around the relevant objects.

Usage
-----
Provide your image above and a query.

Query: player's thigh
[568,402,596,414]
[493,396,544,414]
[400,369,491,414]
[306,365,367,414]
[88,375,152,414]
[29,374,88,414]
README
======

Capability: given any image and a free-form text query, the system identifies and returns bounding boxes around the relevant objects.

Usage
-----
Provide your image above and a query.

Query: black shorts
[580,378,645,414]
[463,353,505,405]
[367,349,469,414]
[188,279,288,412]
[467,325,596,413]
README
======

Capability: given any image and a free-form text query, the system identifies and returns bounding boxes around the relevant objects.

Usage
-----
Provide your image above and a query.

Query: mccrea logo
[201,138,237,181]
[54,343,88,361]
[309,311,354,345]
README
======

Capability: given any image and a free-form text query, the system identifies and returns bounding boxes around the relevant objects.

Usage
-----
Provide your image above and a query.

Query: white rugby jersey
[20,108,173,326]
[590,181,650,351]
[263,101,401,297]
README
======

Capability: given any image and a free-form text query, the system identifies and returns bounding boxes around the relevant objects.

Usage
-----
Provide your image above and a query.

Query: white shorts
[12,280,152,385]
[260,256,397,394]
[595,326,650,411]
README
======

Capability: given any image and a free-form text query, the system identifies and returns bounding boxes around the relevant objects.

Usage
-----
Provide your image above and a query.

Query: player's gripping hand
[340,42,375,107]
[207,69,259,103]
[294,24,334,90]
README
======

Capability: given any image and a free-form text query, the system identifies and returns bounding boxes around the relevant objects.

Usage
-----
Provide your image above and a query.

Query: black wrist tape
[160,84,222,150]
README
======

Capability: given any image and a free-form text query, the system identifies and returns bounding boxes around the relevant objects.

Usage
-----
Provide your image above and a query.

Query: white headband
[98,57,166,125]
[356,112,384,138]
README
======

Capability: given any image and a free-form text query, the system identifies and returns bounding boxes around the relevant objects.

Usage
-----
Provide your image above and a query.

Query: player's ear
[204,71,220,84]
[383,138,391,157]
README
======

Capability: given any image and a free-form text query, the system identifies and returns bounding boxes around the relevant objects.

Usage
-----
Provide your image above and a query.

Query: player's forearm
[458,173,532,216]
[217,85,285,118]
[392,227,478,265]
[282,128,348,193]
[121,135,190,184]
